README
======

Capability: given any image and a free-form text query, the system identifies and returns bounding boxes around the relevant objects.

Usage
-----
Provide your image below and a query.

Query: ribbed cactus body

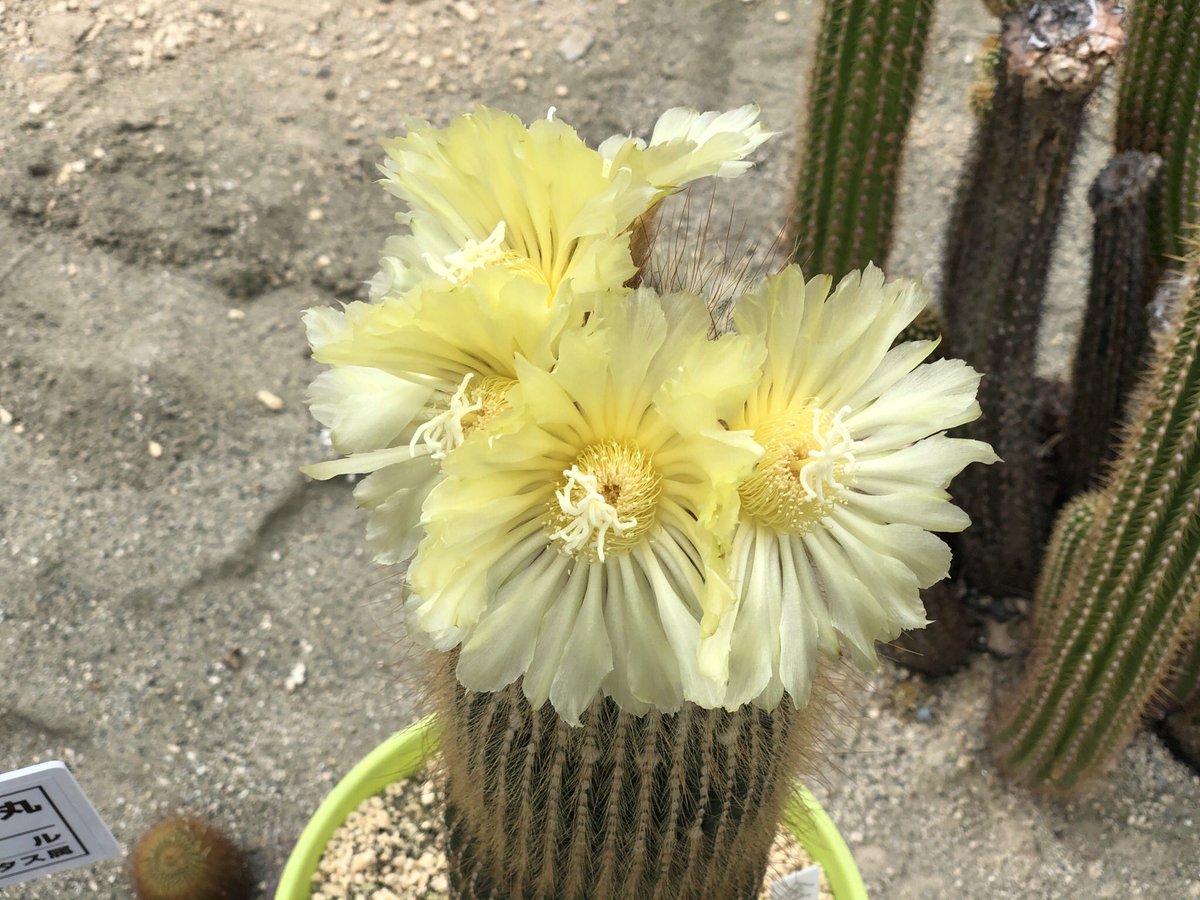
[1115,0,1200,264]
[789,0,936,279]
[1062,152,1162,498]
[993,265,1200,792]
[1031,491,1100,637]
[941,0,1125,597]
[435,666,815,899]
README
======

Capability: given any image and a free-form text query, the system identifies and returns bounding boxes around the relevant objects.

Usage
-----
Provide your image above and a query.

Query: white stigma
[409,373,482,461]
[799,406,861,503]
[424,221,508,284]
[549,465,637,562]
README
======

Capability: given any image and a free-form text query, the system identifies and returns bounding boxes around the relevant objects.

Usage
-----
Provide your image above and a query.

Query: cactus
[1062,152,1163,498]
[992,257,1200,792]
[1031,490,1100,636]
[941,0,1125,597]
[434,659,840,899]
[1115,0,1200,265]
[789,0,937,279]
[130,817,252,900]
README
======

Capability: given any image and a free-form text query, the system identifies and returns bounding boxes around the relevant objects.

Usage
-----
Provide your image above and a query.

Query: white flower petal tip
[726,264,996,710]
[599,104,775,196]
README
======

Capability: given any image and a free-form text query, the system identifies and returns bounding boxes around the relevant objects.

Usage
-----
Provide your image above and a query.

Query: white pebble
[257,389,285,411]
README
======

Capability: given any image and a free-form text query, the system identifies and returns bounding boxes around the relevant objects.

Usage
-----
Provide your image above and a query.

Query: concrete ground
[2,0,1196,897]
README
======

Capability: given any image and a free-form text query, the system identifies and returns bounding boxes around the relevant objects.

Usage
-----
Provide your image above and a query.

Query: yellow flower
[369,105,772,302]
[406,289,763,723]
[301,266,584,563]
[723,265,998,710]
[371,106,655,302]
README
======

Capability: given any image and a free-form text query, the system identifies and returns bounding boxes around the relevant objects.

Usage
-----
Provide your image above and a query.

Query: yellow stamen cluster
[548,439,662,560]
[738,405,860,534]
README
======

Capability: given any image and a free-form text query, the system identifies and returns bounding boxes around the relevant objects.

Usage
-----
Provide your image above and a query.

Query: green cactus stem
[1115,0,1200,265]
[993,259,1200,792]
[434,659,836,900]
[941,0,1125,598]
[789,0,937,279]
[1061,152,1163,498]
[1031,490,1100,637]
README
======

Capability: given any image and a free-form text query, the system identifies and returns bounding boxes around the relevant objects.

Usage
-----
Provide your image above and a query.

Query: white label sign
[0,761,120,888]
[771,863,823,900]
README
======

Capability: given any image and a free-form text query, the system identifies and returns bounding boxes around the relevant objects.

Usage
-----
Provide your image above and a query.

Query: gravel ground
[2,1,1196,898]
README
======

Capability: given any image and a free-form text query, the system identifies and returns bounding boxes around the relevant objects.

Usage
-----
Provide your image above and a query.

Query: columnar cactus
[1061,151,1162,498]
[1115,0,1200,265]
[993,257,1200,792]
[789,0,937,279]
[941,0,1125,597]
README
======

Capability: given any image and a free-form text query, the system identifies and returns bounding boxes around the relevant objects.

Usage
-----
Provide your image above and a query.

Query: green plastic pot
[276,715,868,899]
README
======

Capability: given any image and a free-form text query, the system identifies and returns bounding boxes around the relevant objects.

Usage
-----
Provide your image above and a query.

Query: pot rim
[275,714,868,899]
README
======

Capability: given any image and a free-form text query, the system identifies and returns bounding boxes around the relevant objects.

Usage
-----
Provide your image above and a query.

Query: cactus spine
[789,0,937,278]
[941,0,1125,597]
[434,659,834,899]
[993,258,1200,792]
[1115,0,1200,265]
[1031,491,1100,637]
[1062,152,1163,498]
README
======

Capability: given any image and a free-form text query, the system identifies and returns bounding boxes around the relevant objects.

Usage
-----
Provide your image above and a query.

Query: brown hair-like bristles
[430,652,853,899]
[637,185,784,338]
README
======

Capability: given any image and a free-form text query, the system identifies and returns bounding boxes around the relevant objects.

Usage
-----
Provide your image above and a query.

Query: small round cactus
[130,816,252,900]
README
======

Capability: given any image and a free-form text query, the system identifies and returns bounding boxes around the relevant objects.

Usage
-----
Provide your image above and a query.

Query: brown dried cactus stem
[1061,151,1162,498]
[941,0,1125,597]
[435,666,814,900]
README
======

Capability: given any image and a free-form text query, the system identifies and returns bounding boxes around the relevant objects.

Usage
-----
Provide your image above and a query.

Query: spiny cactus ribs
[1115,0,1200,265]
[994,257,1200,792]
[435,666,824,900]
[942,0,1124,598]
[790,0,936,280]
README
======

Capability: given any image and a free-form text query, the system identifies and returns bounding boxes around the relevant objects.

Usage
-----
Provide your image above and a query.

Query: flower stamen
[423,221,509,284]
[798,405,859,502]
[739,405,862,534]
[410,373,483,460]
[548,440,661,561]
[549,466,638,562]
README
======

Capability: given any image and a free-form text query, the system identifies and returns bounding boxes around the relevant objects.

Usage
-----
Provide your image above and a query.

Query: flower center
[738,405,861,534]
[423,220,552,296]
[548,440,661,561]
[409,372,514,460]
